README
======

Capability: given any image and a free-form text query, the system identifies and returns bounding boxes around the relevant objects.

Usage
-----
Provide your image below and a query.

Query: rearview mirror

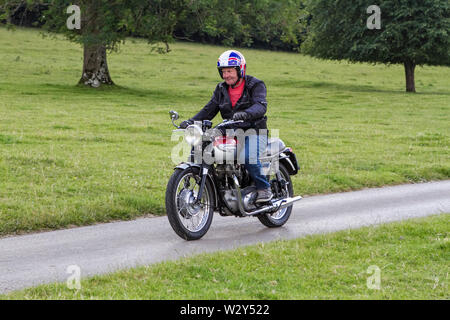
[169,110,179,120]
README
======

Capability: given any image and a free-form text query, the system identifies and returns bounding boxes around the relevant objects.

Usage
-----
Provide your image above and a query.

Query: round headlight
[185,124,203,146]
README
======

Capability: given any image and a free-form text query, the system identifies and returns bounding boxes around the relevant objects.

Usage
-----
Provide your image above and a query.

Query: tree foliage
[0,0,184,51]
[0,0,47,26]
[302,0,450,92]
[45,0,184,52]
[176,0,307,51]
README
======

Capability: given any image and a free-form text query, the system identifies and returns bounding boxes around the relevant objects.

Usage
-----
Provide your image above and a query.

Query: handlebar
[172,119,244,132]
[170,110,244,131]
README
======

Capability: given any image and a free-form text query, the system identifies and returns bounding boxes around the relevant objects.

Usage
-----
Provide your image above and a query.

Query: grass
[0,26,449,235]
[2,214,448,300]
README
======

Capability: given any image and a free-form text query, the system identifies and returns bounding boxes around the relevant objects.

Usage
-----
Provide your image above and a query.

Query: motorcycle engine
[222,186,257,214]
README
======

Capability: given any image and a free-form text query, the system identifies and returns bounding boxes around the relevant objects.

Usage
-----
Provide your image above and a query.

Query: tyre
[258,163,294,228]
[165,167,214,240]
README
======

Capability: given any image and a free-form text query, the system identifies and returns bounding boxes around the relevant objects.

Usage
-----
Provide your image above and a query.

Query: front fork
[195,163,210,204]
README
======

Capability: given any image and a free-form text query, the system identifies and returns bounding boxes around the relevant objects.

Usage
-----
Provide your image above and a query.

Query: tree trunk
[404,61,416,93]
[79,44,114,87]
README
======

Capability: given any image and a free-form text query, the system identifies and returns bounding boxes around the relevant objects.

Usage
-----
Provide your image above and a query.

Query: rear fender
[279,150,300,175]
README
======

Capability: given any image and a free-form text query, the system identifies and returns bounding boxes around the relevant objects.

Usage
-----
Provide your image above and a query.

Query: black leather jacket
[191,75,268,131]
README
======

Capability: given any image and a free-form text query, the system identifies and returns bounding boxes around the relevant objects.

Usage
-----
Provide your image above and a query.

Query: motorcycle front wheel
[165,166,214,240]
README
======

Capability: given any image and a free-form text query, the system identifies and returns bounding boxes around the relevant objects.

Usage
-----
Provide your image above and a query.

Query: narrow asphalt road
[0,180,449,294]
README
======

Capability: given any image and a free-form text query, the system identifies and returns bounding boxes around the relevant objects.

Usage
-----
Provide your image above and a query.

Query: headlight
[184,124,203,146]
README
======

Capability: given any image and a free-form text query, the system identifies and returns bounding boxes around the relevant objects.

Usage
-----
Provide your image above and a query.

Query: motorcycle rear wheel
[165,167,214,240]
[258,163,293,228]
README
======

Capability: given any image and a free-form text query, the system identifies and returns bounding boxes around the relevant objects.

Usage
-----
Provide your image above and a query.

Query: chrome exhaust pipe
[245,195,303,216]
[276,195,303,209]
[232,175,302,217]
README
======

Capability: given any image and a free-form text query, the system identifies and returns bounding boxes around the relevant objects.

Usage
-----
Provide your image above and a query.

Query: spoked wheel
[165,167,214,240]
[258,163,294,228]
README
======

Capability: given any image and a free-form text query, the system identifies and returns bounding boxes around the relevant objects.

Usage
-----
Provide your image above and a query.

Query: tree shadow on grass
[269,79,450,96]
[31,83,186,101]
[12,81,449,99]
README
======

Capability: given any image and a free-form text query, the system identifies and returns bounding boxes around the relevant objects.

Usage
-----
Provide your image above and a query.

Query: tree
[302,0,450,92]
[1,0,183,87]
[47,0,183,87]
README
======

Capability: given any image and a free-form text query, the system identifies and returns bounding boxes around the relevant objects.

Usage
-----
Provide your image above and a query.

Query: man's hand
[232,112,250,121]
[179,119,194,129]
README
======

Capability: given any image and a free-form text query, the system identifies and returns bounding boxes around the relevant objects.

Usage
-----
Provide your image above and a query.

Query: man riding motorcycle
[180,50,273,203]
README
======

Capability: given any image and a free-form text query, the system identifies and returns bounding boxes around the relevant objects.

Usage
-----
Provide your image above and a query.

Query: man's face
[221,67,239,86]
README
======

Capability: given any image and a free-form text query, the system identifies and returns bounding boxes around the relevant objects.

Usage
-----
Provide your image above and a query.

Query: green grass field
[0,27,449,236]
[2,214,448,300]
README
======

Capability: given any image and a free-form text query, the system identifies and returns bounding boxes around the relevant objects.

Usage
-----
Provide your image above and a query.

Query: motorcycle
[166,110,302,240]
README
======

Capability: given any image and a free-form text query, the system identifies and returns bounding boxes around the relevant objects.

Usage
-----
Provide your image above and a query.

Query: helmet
[217,50,246,79]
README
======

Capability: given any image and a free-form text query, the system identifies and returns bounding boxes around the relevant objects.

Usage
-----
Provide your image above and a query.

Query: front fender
[174,162,201,171]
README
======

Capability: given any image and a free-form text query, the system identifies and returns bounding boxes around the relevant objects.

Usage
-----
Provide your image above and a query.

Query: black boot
[255,188,273,203]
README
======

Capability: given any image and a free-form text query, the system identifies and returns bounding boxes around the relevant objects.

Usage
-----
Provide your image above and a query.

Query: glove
[232,112,250,121]
[179,119,194,129]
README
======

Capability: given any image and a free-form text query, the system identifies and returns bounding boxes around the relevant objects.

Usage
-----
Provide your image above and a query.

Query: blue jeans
[237,134,270,190]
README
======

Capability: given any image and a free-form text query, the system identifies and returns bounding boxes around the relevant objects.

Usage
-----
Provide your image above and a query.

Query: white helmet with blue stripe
[217,50,246,79]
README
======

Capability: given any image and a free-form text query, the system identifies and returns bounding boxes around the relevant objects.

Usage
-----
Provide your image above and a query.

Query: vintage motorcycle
[166,110,302,240]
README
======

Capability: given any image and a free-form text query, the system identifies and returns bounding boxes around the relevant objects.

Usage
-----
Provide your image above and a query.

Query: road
[0,180,449,294]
